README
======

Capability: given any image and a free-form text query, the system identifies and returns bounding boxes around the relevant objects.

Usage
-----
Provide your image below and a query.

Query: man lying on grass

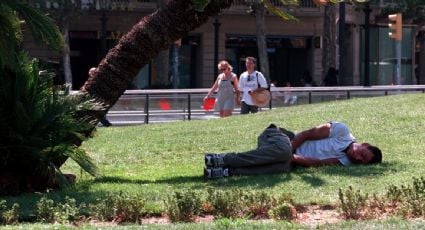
[204,121,382,179]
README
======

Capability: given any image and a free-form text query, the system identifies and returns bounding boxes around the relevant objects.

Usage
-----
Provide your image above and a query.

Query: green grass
[2,218,425,229]
[3,93,425,228]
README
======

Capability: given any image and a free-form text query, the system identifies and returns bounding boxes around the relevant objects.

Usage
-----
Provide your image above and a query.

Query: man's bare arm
[291,154,340,167]
[291,122,332,151]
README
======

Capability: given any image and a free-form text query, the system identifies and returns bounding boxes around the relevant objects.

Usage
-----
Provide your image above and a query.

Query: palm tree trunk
[79,0,233,119]
[46,0,233,171]
[254,3,270,83]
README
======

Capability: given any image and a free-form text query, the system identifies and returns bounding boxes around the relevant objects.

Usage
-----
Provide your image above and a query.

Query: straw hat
[251,89,271,107]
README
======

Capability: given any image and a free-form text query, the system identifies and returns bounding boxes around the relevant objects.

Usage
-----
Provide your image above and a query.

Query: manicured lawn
[3,93,425,228]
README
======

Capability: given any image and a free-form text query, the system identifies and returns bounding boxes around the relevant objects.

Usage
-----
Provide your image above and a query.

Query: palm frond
[263,0,298,21]
[1,52,99,189]
[5,0,64,52]
[0,0,63,71]
[65,148,100,177]
[190,0,211,11]
[0,2,21,69]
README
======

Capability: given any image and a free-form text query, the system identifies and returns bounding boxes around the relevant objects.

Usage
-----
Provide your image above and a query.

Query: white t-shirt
[238,71,268,105]
[295,121,355,165]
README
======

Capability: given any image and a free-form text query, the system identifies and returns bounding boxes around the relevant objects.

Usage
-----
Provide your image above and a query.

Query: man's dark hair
[367,146,382,164]
[246,56,257,64]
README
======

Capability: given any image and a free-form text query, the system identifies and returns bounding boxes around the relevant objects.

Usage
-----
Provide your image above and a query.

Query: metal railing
[104,85,425,125]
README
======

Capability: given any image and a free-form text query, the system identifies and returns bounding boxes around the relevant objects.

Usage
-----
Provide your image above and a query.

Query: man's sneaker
[205,153,224,167]
[204,167,229,179]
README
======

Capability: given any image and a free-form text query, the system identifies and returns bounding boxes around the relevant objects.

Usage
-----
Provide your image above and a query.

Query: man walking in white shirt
[237,57,268,114]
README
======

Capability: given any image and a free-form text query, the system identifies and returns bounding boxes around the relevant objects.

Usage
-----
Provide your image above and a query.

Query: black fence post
[187,94,191,121]
[144,94,149,124]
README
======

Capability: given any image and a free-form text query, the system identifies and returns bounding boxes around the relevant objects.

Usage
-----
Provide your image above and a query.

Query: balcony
[38,0,320,15]
[231,0,318,8]
[79,0,157,11]
[226,0,321,16]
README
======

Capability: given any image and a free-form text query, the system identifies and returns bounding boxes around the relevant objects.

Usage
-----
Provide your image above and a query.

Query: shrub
[206,189,246,218]
[89,192,147,223]
[36,197,56,223]
[57,197,80,223]
[0,54,99,194]
[164,190,202,222]
[268,202,297,220]
[206,189,294,219]
[36,196,81,223]
[338,186,368,219]
[386,177,425,218]
[338,178,425,220]
[0,200,19,225]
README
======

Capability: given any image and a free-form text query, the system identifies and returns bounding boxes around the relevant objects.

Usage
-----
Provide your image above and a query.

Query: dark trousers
[240,101,258,114]
[222,126,292,175]
[100,117,112,127]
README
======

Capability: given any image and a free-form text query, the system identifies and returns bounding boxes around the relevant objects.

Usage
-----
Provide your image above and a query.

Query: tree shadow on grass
[92,175,205,186]
[87,161,398,188]
[85,172,294,189]
[89,175,285,188]
[207,172,294,189]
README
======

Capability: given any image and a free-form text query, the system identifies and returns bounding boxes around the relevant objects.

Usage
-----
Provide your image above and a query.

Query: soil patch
[139,205,343,227]
[295,205,342,227]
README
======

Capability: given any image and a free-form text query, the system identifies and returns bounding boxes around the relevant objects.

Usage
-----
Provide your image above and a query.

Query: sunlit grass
[4,93,425,228]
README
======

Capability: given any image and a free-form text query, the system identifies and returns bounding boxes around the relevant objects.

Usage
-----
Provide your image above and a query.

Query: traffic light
[312,0,329,6]
[388,13,402,41]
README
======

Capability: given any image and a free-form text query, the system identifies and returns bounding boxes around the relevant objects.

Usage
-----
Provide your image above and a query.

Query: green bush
[89,192,147,223]
[386,177,425,217]
[206,189,246,218]
[268,202,296,220]
[338,186,368,219]
[164,190,203,222]
[0,200,19,225]
[36,196,80,223]
[206,189,294,219]
[0,53,99,194]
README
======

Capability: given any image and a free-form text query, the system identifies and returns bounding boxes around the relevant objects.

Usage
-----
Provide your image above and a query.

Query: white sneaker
[204,167,229,179]
[204,153,224,167]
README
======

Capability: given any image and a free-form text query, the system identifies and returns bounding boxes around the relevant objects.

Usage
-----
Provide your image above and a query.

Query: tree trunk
[322,4,336,82]
[79,0,233,120]
[62,23,73,88]
[253,3,270,83]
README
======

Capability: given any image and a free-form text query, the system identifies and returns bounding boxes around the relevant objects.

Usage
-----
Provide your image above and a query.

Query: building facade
[23,0,421,90]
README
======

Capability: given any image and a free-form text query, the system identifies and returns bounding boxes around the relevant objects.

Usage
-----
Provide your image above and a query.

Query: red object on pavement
[158,99,171,110]
[203,98,215,111]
